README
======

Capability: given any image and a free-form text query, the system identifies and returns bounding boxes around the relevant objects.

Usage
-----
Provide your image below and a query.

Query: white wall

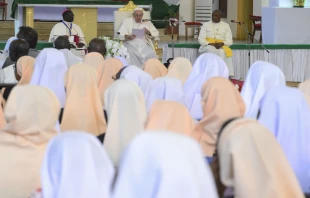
[179,0,238,38]
[254,0,262,15]
[222,0,237,39]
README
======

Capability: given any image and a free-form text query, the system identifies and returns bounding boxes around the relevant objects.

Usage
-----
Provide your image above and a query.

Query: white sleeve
[198,23,209,46]
[49,26,55,43]
[148,22,159,37]
[224,24,233,46]
[118,20,129,37]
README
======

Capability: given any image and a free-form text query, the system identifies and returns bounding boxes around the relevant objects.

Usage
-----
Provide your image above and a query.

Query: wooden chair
[0,0,7,20]
[114,1,159,54]
[185,22,202,40]
[249,15,262,43]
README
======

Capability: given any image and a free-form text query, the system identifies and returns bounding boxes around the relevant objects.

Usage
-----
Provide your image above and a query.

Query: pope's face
[133,10,143,23]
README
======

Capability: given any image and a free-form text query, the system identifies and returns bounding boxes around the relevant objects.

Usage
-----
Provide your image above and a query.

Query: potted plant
[293,0,307,7]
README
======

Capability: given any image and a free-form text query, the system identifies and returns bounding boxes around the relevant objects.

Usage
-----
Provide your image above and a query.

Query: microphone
[231,20,245,24]
[142,19,150,22]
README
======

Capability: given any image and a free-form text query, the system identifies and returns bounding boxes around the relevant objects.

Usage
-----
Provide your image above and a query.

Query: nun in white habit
[113,131,219,198]
[30,48,68,107]
[41,131,115,198]
[104,79,147,167]
[241,61,286,118]
[119,65,153,97]
[145,76,184,112]
[183,53,229,120]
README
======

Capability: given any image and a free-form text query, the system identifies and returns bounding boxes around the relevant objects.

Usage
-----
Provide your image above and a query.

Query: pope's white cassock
[49,21,87,47]
[118,17,159,68]
[198,21,234,76]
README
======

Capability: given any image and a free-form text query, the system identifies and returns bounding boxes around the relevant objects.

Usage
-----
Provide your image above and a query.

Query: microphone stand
[146,19,179,59]
[236,22,269,68]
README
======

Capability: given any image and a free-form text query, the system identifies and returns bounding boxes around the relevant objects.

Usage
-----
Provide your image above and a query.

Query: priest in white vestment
[198,10,234,77]
[118,8,159,68]
[49,10,86,48]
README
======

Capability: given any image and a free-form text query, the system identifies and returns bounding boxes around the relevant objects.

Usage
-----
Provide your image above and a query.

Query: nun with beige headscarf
[61,64,107,141]
[0,85,60,198]
[83,52,105,81]
[104,79,147,167]
[143,58,168,79]
[2,56,35,100]
[98,58,123,105]
[212,118,304,198]
[145,100,195,136]
[167,57,192,85]
[194,77,245,157]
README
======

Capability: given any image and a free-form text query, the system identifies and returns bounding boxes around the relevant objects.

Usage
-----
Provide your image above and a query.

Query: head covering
[145,76,184,112]
[167,57,192,85]
[41,132,115,198]
[30,48,68,107]
[183,53,229,120]
[258,86,310,193]
[83,52,105,83]
[104,79,147,166]
[218,118,304,198]
[16,56,35,85]
[98,58,123,105]
[0,85,60,198]
[113,131,219,198]
[194,77,245,156]
[120,65,153,96]
[4,36,17,52]
[145,101,195,136]
[241,61,286,118]
[133,7,144,13]
[115,56,129,67]
[59,49,82,67]
[61,64,106,136]
[298,78,310,106]
[143,58,168,79]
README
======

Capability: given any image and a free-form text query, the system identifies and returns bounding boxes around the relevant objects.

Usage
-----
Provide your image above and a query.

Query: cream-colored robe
[118,17,159,68]
[198,21,234,76]
[49,21,87,47]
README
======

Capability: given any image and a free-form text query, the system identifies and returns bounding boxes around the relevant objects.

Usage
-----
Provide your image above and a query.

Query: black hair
[9,39,30,61]
[54,36,70,50]
[88,38,107,57]
[16,26,38,49]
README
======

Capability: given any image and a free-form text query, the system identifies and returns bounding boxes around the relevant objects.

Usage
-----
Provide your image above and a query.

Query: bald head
[54,36,70,50]
[88,38,106,57]
[9,39,29,62]
[212,10,222,23]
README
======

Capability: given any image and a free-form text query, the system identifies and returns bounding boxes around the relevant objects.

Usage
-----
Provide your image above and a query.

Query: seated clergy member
[49,9,86,48]
[0,39,29,84]
[2,26,39,69]
[198,10,234,77]
[118,7,159,68]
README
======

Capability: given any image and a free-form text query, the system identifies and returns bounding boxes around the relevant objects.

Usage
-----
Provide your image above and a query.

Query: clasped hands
[209,42,224,49]
[125,28,151,40]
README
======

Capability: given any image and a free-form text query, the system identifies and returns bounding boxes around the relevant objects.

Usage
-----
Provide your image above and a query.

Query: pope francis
[118,8,159,68]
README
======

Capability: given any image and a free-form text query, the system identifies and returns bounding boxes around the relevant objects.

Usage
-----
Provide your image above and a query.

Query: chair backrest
[114,11,151,37]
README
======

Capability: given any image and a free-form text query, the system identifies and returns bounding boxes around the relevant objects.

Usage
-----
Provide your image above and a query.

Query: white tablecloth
[162,44,310,82]
[262,7,310,44]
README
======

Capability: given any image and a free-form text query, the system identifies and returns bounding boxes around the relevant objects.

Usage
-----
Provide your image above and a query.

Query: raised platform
[163,43,310,83]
